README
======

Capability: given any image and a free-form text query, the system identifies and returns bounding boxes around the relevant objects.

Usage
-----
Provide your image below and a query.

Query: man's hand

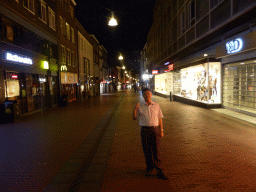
[160,130,164,138]
[133,103,139,120]
[135,103,139,110]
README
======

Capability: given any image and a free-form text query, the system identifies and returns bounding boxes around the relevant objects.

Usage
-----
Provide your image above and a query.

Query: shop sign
[11,74,18,79]
[5,52,33,65]
[226,38,243,54]
[164,61,170,65]
[61,65,67,71]
[39,78,46,82]
[152,70,158,75]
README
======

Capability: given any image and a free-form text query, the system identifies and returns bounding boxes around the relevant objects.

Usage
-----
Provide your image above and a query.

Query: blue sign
[226,38,243,54]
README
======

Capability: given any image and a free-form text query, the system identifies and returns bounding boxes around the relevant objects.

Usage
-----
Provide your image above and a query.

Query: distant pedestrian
[133,88,168,180]
[87,89,91,101]
[134,86,137,93]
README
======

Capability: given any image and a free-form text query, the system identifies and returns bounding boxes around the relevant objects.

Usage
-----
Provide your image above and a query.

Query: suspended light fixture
[108,11,118,26]
[119,55,123,60]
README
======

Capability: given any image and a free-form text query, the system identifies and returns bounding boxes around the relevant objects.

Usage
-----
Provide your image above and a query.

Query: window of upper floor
[61,45,66,64]
[210,0,224,9]
[39,0,47,23]
[65,0,70,12]
[66,22,70,40]
[23,0,35,14]
[48,7,56,30]
[66,48,71,66]
[2,19,14,42]
[59,16,66,36]
[71,27,75,43]
[70,6,74,18]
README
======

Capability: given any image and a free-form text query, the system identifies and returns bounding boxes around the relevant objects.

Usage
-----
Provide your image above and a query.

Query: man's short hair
[142,88,152,94]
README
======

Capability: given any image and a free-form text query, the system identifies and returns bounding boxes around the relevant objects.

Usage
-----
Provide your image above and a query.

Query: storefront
[216,29,256,115]
[61,72,78,102]
[177,62,221,104]
[154,72,173,97]
[1,48,58,116]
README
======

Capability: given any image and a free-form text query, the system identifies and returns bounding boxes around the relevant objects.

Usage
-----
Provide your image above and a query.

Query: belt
[141,126,158,128]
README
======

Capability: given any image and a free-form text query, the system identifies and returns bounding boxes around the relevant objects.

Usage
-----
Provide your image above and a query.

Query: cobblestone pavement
[100,90,256,192]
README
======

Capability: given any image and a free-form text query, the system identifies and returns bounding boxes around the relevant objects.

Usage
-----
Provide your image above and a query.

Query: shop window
[223,62,256,112]
[39,0,47,23]
[24,0,35,14]
[174,62,221,104]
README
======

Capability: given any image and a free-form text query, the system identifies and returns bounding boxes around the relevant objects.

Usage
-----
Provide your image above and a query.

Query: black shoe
[157,173,168,180]
[145,170,153,176]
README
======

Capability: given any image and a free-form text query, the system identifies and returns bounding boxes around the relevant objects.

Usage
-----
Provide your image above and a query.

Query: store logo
[152,70,158,75]
[226,38,243,54]
[5,52,33,65]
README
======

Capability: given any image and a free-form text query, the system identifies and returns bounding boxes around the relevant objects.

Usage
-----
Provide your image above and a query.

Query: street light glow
[108,12,118,26]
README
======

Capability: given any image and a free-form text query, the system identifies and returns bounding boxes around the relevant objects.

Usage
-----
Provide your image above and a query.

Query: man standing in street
[133,88,168,180]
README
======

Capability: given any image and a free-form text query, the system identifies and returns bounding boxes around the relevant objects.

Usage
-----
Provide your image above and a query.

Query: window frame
[66,22,70,40]
[61,45,66,64]
[67,48,71,66]
[23,0,35,14]
[48,7,56,30]
[71,27,75,43]
[38,0,47,23]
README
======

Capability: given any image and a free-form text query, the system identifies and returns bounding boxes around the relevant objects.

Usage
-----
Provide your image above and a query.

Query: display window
[154,73,173,95]
[176,62,221,104]
[223,60,256,113]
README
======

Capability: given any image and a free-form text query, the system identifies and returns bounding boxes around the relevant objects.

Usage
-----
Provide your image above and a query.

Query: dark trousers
[141,126,164,173]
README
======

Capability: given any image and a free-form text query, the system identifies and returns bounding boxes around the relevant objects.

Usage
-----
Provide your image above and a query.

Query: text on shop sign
[226,38,243,54]
[5,52,33,65]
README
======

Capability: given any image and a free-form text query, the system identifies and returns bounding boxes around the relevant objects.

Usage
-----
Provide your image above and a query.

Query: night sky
[75,0,156,73]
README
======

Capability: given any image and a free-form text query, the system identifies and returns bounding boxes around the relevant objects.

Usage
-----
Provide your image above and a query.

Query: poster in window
[6,80,20,97]
[6,25,14,41]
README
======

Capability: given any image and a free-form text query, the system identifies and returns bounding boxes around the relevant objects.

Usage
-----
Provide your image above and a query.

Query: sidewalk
[99,91,256,192]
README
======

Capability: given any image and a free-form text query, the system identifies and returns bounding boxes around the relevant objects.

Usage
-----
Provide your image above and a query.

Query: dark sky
[75,0,156,73]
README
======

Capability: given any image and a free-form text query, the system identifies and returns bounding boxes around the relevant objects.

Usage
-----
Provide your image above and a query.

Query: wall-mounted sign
[61,65,67,71]
[5,52,33,65]
[11,74,18,79]
[152,70,158,75]
[226,38,243,54]
[39,78,46,82]
[164,61,170,65]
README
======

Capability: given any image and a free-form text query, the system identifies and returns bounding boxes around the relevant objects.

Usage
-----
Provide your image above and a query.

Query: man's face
[143,90,152,102]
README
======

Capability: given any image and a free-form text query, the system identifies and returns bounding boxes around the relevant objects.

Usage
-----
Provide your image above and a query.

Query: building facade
[57,0,78,103]
[76,19,93,100]
[0,0,58,119]
[148,0,256,113]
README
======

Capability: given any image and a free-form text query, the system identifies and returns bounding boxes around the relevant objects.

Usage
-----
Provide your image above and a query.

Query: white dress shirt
[137,101,163,126]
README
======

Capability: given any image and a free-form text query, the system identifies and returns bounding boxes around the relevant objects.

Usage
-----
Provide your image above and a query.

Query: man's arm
[133,103,139,120]
[159,118,164,138]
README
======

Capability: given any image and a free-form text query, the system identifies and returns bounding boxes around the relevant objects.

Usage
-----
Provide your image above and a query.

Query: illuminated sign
[11,74,18,79]
[152,70,158,75]
[5,52,33,65]
[39,78,46,82]
[142,74,153,80]
[226,38,243,54]
[43,61,49,69]
[61,65,67,71]
[164,61,170,65]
